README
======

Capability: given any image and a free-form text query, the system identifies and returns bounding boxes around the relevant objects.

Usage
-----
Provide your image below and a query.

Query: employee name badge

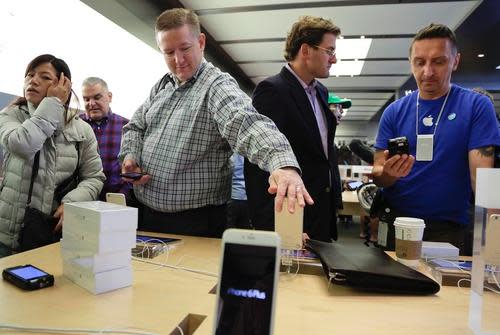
[377,221,388,247]
[416,134,434,161]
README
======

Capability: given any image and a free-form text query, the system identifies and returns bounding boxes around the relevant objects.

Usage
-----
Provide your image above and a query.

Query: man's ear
[300,43,310,57]
[108,91,113,103]
[452,52,461,71]
[198,32,206,52]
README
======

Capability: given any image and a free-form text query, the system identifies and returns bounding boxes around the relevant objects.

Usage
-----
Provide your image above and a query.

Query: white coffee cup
[394,217,426,268]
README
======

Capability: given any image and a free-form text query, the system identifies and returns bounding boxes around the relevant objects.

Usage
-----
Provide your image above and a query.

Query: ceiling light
[0,0,164,119]
[331,59,365,76]
[336,38,371,60]
[496,65,500,70]
[330,38,372,76]
[477,54,485,58]
[360,35,365,39]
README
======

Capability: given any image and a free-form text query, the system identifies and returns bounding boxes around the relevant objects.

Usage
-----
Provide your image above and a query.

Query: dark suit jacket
[244,66,342,241]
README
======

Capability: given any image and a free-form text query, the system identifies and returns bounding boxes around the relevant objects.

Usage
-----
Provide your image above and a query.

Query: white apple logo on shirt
[423,115,434,127]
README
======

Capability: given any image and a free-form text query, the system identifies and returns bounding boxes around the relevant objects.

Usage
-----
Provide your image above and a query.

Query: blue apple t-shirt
[375,85,500,225]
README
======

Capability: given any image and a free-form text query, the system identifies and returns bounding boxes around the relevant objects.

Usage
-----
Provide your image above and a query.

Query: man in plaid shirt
[119,9,314,237]
[81,77,130,201]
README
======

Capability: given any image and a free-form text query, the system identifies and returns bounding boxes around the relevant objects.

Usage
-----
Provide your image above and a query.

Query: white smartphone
[213,229,281,335]
[274,197,303,250]
[105,192,126,206]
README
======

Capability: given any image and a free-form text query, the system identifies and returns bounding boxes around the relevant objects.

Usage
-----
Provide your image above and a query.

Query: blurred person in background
[81,77,130,201]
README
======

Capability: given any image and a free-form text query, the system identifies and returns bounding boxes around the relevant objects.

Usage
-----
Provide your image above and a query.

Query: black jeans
[373,193,469,255]
[0,242,12,258]
[422,220,467,255]
[138,204,227,238]
[226,199,251,230]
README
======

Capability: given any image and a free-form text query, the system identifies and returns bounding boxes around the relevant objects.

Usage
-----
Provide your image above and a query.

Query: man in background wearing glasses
[245,16,342,242]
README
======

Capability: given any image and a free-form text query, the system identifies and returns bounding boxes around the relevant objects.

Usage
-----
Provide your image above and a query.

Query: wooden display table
[0,234,494,335]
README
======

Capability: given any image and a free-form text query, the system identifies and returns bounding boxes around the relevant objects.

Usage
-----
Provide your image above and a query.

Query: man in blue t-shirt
[373,23,500,255]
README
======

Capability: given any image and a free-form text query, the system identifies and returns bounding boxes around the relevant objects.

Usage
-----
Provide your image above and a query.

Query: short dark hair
[410,23,458,55]
[155,8,200,36]
[284,16,341,61]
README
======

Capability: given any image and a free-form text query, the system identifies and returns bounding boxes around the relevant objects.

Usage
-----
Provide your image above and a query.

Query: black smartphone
[388,136,409,157]
[2,264,54,290]
[120,172,146,180]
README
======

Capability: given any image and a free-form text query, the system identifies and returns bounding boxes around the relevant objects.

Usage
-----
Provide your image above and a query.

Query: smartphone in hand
[388,136,409,157]
[120,172,146,180]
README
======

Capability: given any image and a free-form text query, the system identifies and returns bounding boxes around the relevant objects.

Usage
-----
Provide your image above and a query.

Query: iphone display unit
[274,197,303,250]
[132,235,182,259]
[213,229,280,335]
[2,264,54,290]
[106,192,127,206]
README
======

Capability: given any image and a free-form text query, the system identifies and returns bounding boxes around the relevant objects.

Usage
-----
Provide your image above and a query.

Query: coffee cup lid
[394,217,425,227]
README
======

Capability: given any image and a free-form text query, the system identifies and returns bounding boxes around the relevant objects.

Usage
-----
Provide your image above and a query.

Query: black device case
[306,240,440,295]
[2,265,54,290]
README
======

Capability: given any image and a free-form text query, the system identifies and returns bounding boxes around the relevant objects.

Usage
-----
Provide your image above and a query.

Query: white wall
[0,0,165,120]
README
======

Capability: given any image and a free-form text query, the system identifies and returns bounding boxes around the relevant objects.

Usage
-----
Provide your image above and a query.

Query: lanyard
[415,88,451,136]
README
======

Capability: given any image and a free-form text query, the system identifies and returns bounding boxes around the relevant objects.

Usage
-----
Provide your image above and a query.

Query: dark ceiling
[401,0,500,93]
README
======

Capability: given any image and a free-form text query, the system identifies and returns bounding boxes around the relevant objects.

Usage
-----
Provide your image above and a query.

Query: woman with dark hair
[0,54,105,257]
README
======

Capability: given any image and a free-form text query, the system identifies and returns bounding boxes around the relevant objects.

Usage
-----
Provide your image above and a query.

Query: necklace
[415,88,451,136]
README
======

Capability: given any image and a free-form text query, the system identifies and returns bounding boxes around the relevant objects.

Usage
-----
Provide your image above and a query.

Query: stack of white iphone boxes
[61,201,137,294]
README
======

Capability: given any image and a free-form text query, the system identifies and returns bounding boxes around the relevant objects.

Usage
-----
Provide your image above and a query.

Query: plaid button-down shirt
[82,110,130,200]
[119,60,299,212]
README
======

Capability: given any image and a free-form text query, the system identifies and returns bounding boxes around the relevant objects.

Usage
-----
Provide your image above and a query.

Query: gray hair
[82,77,109,91]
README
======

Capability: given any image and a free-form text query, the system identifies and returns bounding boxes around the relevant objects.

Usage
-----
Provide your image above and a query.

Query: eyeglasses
[314,45,336,58]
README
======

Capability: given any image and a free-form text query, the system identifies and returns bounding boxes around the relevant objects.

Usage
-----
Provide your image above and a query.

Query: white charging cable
[0,324,159,334]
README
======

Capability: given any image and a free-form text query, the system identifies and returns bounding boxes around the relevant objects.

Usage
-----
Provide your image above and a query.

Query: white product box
[61,230,136,254]
[63,261,132,294]
[421,241,459,260]
[61,247,131,273]
[64,201,137,235]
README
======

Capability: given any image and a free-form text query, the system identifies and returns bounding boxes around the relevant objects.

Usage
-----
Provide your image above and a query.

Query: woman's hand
[47,72,71,104]
[53,204,64,232]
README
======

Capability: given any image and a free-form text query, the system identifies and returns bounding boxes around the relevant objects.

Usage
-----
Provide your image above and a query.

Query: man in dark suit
[244,16,342,242]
